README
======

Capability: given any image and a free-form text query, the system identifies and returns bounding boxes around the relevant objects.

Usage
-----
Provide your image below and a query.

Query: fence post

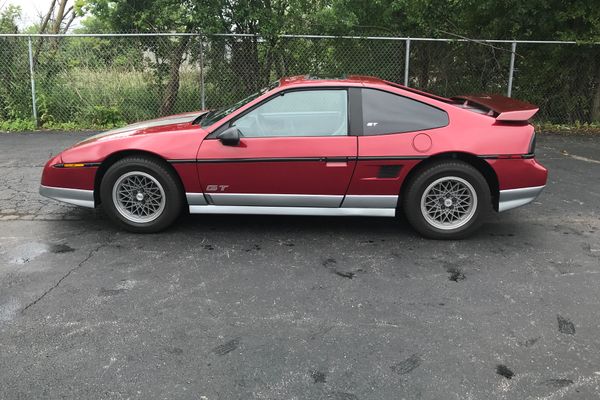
[404,38,411,86]
[507,41,517,97]
[27,36,39,127]
[199,35,206,110]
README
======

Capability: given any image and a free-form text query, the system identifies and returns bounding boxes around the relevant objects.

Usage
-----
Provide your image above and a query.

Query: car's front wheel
[100,156,183,233]
[402,160,491,239]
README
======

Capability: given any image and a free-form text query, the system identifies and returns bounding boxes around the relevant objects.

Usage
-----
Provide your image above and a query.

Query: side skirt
[188,205,396,217]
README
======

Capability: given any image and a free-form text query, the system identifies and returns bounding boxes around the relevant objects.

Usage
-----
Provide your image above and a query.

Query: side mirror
[217,127,241,146]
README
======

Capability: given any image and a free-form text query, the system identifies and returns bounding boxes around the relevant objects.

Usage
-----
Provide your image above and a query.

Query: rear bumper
[498,185,545,212]
[487,156,548,212]
[39,185,95,208]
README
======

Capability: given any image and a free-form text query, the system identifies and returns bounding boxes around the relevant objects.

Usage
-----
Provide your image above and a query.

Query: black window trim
[207,86,362,139]
[360,87,450,136]
[348,87,363,136]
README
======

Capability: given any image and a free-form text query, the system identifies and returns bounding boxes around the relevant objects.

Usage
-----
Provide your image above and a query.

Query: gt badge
[206,184,229,192]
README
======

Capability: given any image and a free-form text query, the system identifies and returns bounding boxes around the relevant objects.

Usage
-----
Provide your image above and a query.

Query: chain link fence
[0,33,599,128]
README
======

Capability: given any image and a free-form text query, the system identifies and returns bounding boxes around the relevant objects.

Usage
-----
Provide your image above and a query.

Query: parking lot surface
[0,132,599,399]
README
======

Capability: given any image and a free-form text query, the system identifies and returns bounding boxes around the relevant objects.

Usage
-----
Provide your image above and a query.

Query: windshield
[200,81,278,128]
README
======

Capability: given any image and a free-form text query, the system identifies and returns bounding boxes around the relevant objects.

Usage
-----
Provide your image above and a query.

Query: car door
[196,88,357,207]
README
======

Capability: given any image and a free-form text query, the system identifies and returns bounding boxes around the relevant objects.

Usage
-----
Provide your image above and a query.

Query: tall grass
[38,67,202,126]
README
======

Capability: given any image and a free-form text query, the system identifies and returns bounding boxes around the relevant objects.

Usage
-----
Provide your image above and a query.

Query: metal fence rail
[0,33,599,128]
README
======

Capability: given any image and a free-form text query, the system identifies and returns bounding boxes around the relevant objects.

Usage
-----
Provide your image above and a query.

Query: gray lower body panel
[39,185,95,208]
[186,193,209,205]
[341,195,398,208]
[189,205,395,217]
[38,183,544,216]
[498,185,545,212]
[187,193,398,217]
[205,193,343,207]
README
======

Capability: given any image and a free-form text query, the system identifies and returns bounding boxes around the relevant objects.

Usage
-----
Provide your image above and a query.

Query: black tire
[100,156,183,233]
[402,160,491,239]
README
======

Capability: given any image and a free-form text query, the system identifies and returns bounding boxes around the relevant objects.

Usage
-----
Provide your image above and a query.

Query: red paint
[487,158,548,190]
[347,159,421,195]
[40,75,547,203]
[41,165,97,190]
[412,133,432,152]
[453,94,539,121]
[172,163,203,193]
[197,136,357,194]
[41,126,205,190]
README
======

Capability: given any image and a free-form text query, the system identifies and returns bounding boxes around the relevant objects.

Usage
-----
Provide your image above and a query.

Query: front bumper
[498,185,545,212]
[39,185,95,208]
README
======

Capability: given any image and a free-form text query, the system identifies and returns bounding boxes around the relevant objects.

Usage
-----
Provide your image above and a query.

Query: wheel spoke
[420,176,478,231]
[113,171,166,223]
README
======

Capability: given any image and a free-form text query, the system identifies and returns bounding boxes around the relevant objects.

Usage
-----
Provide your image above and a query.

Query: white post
[507,41,517,97]
[200,35,206,110]
[404,38,411,86]
[27,36,38,126]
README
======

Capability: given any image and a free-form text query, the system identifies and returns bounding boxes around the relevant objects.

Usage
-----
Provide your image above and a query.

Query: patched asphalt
[0,132,599,399]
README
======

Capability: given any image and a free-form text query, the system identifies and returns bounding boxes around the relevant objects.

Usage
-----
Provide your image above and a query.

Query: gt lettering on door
[206,185,230,192]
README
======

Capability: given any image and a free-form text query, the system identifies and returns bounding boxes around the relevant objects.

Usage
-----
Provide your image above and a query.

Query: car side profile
[40,75,547,239]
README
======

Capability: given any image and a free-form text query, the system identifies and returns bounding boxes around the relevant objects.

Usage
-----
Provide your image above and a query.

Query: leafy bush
[0,119,37,132]
[79,105,125,127]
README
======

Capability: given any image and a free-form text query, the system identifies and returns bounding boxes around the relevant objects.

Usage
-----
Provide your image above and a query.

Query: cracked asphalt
[0,132,599,400]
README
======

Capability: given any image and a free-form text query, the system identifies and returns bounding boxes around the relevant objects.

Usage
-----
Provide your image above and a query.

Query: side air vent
[378,165,402,178]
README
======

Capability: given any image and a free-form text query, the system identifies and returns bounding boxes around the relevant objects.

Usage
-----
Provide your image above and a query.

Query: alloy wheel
[420,176,478,230]
[112,171,166,223]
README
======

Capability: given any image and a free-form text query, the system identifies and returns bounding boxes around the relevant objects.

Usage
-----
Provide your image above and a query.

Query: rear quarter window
[362,88,449,135]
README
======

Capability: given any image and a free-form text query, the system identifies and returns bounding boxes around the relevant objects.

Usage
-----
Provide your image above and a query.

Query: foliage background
[0,0,599,129]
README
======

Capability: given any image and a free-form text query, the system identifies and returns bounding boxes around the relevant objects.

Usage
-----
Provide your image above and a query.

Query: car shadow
[47,205,534,243]
[177,213,412,237]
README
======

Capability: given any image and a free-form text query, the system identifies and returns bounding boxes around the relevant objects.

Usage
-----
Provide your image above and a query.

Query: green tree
[457,0,600,121]
[82,0,224,115]
[309,0,600,122]
[0,6,32,121]
[0,5,20,33]
[7,0,599,124]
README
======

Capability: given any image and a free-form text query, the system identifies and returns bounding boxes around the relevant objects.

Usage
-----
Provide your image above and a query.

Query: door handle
[325,157,348,167]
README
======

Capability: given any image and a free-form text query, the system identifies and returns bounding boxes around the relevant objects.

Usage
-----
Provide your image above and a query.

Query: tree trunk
[418,49,430,89]
[62,10,77,33]
[159,36,190,116]
[34,0,74,66]
[262,37,278,87]
[49,1,72,52]
[52,0,68,33]
[33,0,57,66]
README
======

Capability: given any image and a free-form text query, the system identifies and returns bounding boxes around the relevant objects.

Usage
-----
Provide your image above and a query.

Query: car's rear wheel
[402,160,491,239]
[100,156,183,233]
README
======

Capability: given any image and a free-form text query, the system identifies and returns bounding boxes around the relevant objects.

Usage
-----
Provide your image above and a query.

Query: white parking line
[560,150,600,164]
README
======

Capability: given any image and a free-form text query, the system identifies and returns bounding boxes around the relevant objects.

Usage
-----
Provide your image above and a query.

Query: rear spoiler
[452,94,539,121]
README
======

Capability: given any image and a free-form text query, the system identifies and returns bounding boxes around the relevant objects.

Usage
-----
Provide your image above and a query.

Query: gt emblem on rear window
[206,184,229,192]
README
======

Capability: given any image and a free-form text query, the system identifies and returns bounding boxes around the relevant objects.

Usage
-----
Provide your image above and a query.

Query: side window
[232,90,348,137]
[362,89,448,135]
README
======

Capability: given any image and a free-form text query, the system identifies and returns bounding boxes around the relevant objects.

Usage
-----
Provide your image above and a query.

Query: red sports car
[40,75,547,239]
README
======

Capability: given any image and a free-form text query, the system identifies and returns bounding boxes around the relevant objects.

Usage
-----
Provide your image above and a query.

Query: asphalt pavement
[0,132,599,399]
